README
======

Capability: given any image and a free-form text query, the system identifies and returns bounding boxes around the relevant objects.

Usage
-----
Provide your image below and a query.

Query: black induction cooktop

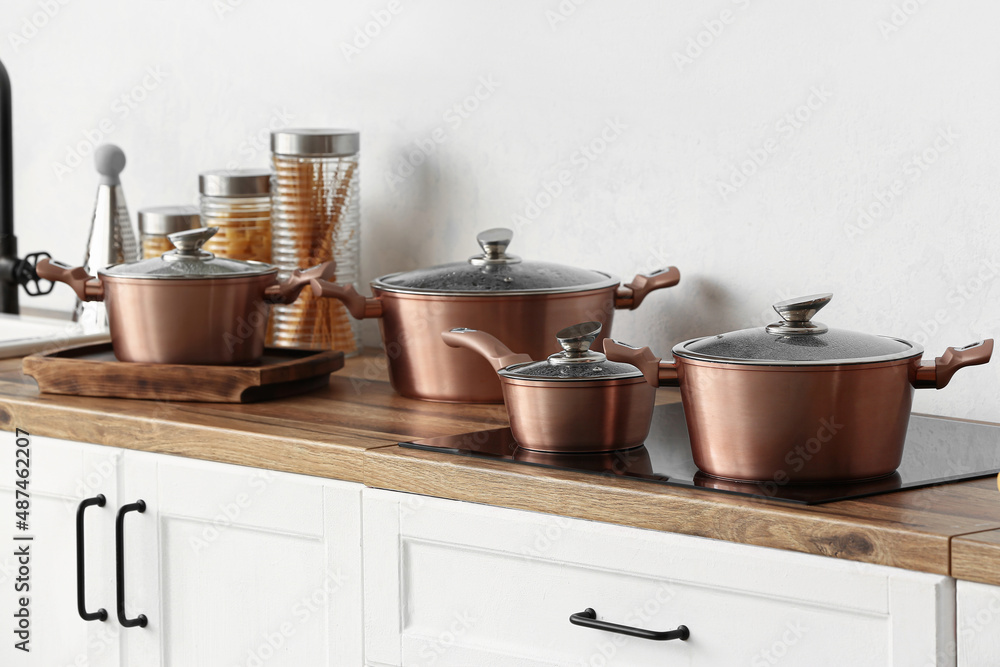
[400,403,1000,504]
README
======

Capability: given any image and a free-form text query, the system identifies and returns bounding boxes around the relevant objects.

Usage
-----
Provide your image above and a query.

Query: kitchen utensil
[138,205,201,258]
[36,226,338,365]
[270,129,360,356]
[604,293,994,483]
[314,227,680,403]
[441,321,656,452]
[199,169,271,263]
[23,343,343,403]
[76,145,139,331]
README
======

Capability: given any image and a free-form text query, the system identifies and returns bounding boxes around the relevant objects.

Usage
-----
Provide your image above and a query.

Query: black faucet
[0,56,51,315]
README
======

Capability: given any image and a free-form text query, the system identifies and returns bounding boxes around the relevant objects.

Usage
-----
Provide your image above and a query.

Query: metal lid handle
[556,321,602,355]
[164,226,217,262]
[766,293,832,335]
[470,228,521,266]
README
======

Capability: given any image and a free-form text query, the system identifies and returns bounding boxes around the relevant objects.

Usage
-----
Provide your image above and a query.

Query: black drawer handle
[570,608,689,641]
[115,500,148,628]
[76,495,107,622]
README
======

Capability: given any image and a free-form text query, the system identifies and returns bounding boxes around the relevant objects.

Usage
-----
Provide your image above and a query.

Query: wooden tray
[22,343,344,403]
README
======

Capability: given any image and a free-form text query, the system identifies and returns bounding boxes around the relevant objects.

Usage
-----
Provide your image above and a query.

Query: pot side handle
[310,279,383,319]
[265,261,338,305]
[35,259,103,301]
[441,328,533,371]
[911,339,994,389]
[603,339,679,388]
[615,267,681,310]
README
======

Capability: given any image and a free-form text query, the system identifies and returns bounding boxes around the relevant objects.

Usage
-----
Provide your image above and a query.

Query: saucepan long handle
[912,339,994,389]
[441,328,533,371]
[35,259,103,301]
[603,339,679,387]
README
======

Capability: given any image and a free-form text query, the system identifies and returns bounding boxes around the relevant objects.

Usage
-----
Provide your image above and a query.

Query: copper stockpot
[37,227,336,365]
[312,228,680,403]
[605,293,994,483]
[442,322,657,452]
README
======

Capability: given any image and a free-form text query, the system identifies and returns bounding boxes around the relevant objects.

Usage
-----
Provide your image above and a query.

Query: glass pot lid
[674,293,921,366]
[372,228,619,295]
[101,227,277,279]
[500,322,642,381]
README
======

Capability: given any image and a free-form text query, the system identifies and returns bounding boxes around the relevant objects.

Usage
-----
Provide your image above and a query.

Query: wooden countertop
[2,349,999,583]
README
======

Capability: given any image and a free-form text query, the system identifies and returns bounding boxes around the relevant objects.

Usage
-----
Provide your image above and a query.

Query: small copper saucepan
[442,321,656,452]
[37,227,336,365]
[605,293,994,483]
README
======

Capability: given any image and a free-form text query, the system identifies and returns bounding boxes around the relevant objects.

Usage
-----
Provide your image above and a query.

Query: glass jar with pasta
[198,169,272,263]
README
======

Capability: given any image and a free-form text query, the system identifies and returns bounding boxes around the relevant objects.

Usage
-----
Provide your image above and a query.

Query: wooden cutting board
[22,343,344,403]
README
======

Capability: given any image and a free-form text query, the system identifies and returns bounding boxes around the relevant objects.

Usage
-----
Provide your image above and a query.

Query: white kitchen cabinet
[363,489,956,667]
[0,434,123,667]
[117,449,364,666]
[957,580,1000,666]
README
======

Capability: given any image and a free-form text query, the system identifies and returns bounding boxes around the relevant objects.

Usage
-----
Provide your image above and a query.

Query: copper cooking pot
[37,227,336,365]
[442,322,656,452]
[605,293,994,483]
[312,228,680,403]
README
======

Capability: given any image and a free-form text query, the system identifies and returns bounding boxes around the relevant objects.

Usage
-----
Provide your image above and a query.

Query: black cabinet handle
[76,495,107,622]
[570,608,689,641]
[115,500,148,628]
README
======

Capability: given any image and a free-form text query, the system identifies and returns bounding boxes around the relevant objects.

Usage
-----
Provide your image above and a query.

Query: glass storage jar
[137,205,201,258]
[269,128,360,355]
[198,169,272,263]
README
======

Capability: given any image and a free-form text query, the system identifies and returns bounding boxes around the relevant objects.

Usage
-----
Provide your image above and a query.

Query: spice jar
[199,169,272,263]
[269,129,360,355]
[137,206,201,258]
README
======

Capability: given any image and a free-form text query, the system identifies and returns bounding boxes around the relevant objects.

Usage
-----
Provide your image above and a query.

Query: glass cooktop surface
[400,403,1000,504]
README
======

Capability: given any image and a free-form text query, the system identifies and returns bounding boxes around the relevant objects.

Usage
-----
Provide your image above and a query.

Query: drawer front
[957,580,1000,666]
[364,490,954,667]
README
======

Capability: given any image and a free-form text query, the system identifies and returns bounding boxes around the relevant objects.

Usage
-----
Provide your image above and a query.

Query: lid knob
[549,321,606,365]
[164,226,218,262]
[766,293,832,335]
[470,228,522,266]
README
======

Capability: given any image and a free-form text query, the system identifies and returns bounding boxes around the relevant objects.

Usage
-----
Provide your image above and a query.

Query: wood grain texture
[953,530,1000,586]
[3,348,1000,579]
[23,344,344,403]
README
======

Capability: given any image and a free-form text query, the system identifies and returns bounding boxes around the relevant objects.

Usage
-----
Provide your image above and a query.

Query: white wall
[3,0,999,420]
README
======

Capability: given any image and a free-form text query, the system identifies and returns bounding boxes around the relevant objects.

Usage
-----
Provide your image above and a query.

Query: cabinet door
[364,489,955,667]
[119,449,363,667]
[957,580,1000,665]
[0,434,122,667]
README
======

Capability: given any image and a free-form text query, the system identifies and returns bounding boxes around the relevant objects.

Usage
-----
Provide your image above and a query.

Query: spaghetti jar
[198,169,272,262]
[137,206,201,258]
[269,129,360,355]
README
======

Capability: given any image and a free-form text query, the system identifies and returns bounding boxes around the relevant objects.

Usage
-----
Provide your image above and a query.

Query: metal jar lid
[270,129,360,156]
[199,169,271,197]
[499,322,642,381]
[374,228,618,296]
[674,293,921,366]
[137,205,202,236]
[100,227,276,280]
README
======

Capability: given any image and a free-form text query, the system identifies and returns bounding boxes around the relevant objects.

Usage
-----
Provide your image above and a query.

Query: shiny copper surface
[605,338,994,483]
[312,267,679,403]
[513,445,655,475]
[501,376,656,452]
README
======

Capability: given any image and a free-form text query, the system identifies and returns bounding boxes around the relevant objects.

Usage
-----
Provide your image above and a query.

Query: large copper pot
[442,322,656,452]
[605,293,994,483]
[313,228,680,403]
[37,227,335,365]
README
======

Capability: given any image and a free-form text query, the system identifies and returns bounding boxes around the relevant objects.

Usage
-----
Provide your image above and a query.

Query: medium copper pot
[37,227,336,365]
[442,322,656,452]
[605,294,994,483]
[312,228,680,402]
